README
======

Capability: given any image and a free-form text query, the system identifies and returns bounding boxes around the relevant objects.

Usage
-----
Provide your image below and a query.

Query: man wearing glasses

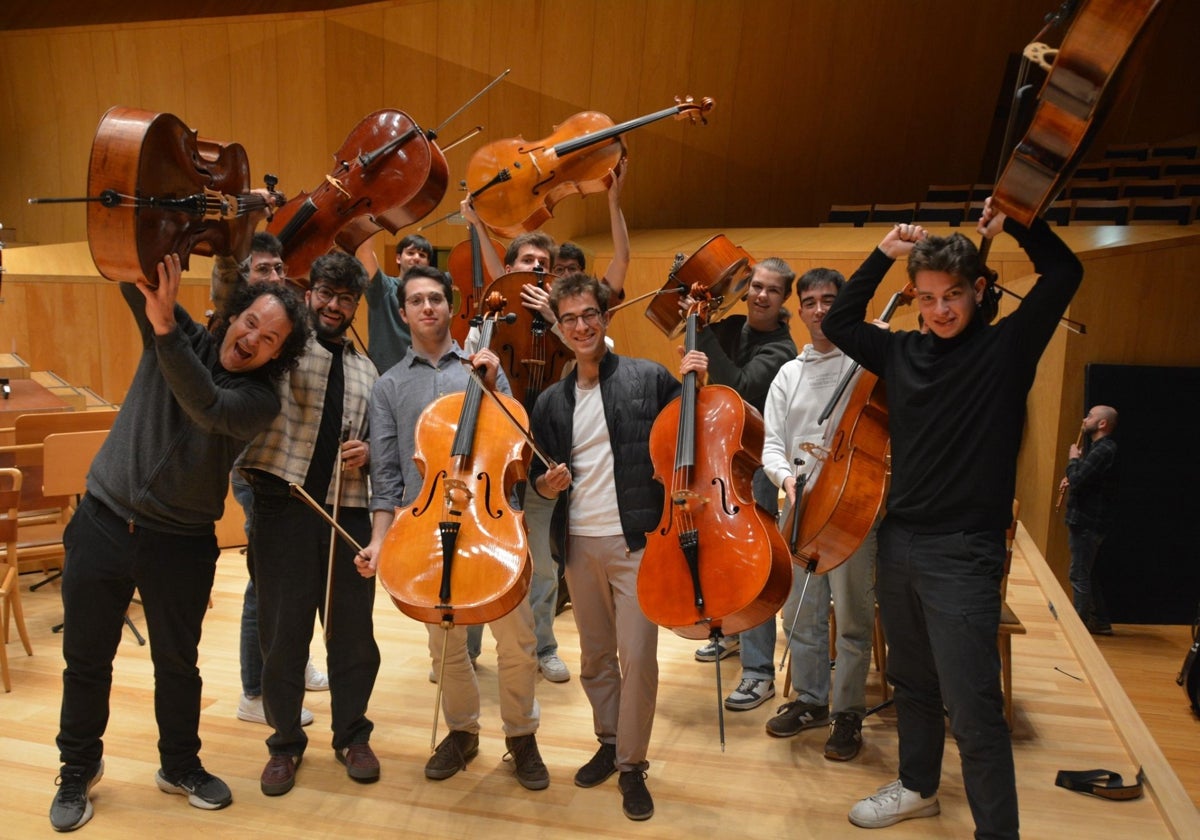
[528,272,681,821]
[237,251,383,797]
[357,264,549,792]
[679,259,797,712]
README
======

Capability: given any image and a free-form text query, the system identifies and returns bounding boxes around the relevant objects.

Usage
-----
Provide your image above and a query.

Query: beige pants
[565,535,659,772]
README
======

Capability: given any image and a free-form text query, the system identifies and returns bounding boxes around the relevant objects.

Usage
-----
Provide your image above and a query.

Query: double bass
[375,298,531,627]
[638,295,792,642]
[268,109,448,280]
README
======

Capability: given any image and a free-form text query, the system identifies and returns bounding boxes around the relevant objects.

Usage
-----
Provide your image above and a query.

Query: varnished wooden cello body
[638,300,791,641]
[83,106,281,283]
[375,301,531,626]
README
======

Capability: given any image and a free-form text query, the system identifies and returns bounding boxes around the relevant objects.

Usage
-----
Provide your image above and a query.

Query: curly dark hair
[907,232,1001,324]
[212,281,310,380]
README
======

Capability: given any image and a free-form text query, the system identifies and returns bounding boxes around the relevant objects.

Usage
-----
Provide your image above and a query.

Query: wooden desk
[0,379,70,427]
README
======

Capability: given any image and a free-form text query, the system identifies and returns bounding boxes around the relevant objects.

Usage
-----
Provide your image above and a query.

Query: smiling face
[913,270,985,339]
[306,283,360,341]
[554,290,609,365]
[219,294,292,372]
[744,265,789,332]
[797,280,839,346]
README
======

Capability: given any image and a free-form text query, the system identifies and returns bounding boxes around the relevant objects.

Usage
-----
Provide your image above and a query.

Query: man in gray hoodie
[50,254,309,833]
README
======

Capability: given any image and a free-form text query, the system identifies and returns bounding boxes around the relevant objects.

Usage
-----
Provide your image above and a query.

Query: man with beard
[238,251,382,796]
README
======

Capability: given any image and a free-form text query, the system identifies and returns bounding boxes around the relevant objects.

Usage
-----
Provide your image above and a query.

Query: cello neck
[675,312,699,471]
[817,288,907,426]
[450,316,496,458]
[551,99,709,157]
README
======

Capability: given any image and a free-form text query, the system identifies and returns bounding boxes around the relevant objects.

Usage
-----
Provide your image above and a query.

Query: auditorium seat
[1130,199,1196,225]
[1071,199,1131,225]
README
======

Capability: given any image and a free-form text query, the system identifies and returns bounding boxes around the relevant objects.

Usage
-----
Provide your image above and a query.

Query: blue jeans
[523,490,560,658]
[232,472,264,697]
[57,494,217,778]
[877,519,1017,840]
[1068,524,1110,626]
[740,522,877,715]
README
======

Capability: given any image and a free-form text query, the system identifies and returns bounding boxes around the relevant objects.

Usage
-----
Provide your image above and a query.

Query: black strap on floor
[1055,768,1144,801]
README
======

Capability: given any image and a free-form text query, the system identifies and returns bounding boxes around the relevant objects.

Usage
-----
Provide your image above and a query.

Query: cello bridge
[670,489,708,515]
[443,478,473,517]
[799,442,830,463]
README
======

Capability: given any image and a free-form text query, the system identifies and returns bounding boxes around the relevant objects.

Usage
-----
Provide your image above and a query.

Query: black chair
[1151,143,1197,160]
[1163,162,1200,177]
[1110,162,1161,180]
[1067,181,1120,200]
[1121,179,1176,200]
[924,184,971,202]
[915,201,966,226]
[868,203,917,225]
[1176,178,1200,198]
[1129,199,1195,225]
[1103,143,1149,161]
[1072,163,1111,181]
[826,204,871,226]
[970,183,994,201]
[1071,199,1131,225]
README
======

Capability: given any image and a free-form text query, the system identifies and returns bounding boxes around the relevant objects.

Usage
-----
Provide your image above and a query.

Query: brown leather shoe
[336,743,380,783]
[260,754,301,796]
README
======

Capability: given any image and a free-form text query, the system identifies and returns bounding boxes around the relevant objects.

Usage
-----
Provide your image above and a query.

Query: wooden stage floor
[2,526,1197,838]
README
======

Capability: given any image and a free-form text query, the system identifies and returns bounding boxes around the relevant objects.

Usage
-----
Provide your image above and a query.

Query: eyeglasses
[311,286,359,309]
[405,292,447,308]
[558,308,603,330]
[250,261,287,278]
[748,281,785,298]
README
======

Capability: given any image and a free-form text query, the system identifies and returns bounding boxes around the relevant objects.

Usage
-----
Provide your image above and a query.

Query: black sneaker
[425,730,479,780]
[694,636,740,662]
[764,699,829,737]
[574,742,617,787]
[50,761,103,832]
[618,770,654,821]
[824,711,864,761]
[154,766,232,810]
[504,734,550,790]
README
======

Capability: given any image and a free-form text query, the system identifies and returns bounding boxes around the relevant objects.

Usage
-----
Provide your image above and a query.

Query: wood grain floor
[2,534,1197,838]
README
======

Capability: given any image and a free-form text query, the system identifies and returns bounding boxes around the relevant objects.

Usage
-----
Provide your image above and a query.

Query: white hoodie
[761,343,858,491]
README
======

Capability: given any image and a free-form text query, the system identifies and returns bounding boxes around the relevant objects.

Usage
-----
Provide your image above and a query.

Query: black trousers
[248,483,378,757]
[876,519,1018,840]
[57,493,217,778]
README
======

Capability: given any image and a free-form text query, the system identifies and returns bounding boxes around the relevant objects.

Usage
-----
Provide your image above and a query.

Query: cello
[781,286,912,575]
[989,0,1163,230]
[268,109,448,281]
[374,296,532,628]
[465,96,713,238]
[644,234,755,339]
[32,106,284,284]
[484,270,573,412]
[638,293,792,641]
[446,226,506,346]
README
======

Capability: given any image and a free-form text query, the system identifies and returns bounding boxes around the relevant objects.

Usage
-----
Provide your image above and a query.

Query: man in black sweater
[822,199,1082,839]
[1062,404,1119,634]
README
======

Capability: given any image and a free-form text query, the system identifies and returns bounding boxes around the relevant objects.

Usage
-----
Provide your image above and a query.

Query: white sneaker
[237,694,314,727]
[848,779,940,828]
[304,658,329,691]
[538,654,570,683]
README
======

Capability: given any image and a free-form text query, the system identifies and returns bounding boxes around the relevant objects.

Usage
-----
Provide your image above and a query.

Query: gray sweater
[86,282,283,535]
